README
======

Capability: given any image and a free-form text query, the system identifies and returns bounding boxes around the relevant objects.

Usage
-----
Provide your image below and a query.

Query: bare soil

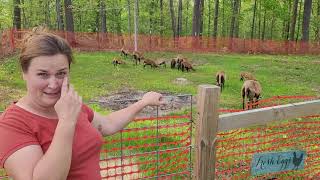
[90,88,195,117]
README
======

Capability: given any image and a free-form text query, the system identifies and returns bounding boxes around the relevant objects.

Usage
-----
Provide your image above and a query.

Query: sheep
[241,80,262,110]
[120,47,130,57]
[215,71,226,92]
[132,51,144,65]
[143,59,159,68]
[170,58,177,69]
[240,71,256,81]
[155,58,167,68]
[112,57,126,67]
[181,60,195,72]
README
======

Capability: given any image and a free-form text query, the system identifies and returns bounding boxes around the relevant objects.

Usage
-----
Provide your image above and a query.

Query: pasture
[0,51,319,112]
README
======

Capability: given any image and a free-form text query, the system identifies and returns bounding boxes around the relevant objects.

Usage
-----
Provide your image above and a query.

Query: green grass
[1,51,319,111]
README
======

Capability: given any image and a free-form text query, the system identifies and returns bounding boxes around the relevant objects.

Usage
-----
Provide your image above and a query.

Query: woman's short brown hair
[20,26,73,73]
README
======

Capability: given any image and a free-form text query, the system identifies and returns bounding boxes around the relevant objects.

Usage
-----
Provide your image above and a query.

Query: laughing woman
[0,27,164,180]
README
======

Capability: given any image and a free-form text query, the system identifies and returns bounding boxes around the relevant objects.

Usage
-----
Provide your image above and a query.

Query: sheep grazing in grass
[171,58,177,69]
[240,71,256,81]
[215,71,226,92]
[155,58,167,68]
[241,80,262,110]
[112,57,126,67]
[143,59,159,68]
[181,60,195,72]
[132,51,144,65]
[120,47,130,57]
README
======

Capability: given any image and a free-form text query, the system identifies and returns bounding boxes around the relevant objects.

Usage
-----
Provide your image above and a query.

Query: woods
[1,0,320,42]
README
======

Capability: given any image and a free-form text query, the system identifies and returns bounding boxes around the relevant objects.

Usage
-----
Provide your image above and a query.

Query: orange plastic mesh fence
[0,96,319,179]
[216,96,320,179]
[1,29,320,59]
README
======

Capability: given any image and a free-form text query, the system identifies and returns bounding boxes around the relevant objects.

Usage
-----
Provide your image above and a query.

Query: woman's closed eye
[56,72,66,79]
[37,72,49,79]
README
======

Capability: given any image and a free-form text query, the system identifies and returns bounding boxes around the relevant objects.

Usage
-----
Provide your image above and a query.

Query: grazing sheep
[112,57,126,67]
[215,71,226,92]
[181,60,195,72]
[143,59,159,68]
[171,58,177,69]
[120,47,130,57]
[240,71,256,81]
[132,51,144,65]
[155,58,167,68]
[241,80,262,110]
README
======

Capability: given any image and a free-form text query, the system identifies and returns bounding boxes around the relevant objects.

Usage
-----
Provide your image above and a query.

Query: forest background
[0,0,319,43]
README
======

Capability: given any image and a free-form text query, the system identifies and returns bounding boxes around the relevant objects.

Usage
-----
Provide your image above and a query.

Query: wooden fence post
[194,85,220,180]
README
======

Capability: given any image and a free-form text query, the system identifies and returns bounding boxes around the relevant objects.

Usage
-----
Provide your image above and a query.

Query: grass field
[0,51,319,111]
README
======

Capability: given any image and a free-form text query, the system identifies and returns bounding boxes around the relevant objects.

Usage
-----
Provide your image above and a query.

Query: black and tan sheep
[240,71,256,81]
[241,80,262,110]
[216,71,226,92]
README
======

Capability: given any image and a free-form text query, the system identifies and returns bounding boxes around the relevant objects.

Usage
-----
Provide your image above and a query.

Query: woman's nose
[48,77,60,89]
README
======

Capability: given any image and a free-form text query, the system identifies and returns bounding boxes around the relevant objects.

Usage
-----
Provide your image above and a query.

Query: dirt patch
[312,60,320,64]
[90,89,195,117]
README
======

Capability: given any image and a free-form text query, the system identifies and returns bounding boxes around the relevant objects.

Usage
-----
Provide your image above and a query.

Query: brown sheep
[215,71,226,92]
[132,51,144,65]
[171,58,177,69]
[240,71,256,81]
[120,47,130,57]
[112,57,126,67]
[241,80,262,110]
[155,58,167,68]
[181,60,195,72]
[143,59,158,68]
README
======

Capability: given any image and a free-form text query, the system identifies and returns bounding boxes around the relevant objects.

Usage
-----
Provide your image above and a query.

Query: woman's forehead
[29,54,69,71]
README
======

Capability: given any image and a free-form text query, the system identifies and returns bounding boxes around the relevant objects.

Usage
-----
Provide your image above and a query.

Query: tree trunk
[56,0,64,30]
[230,0,240,38]
[21,0,27,28]
[13,0,21,30]
[261,6,266,40]
[285,0,292,40]
[44,1,50,28]
[116,0,122,35]
[177,0,183,37]
[315,0,320,41]
[270,15,276,39]
[100,0,107,33]
[127,0,131,34]
[64,0,75,46]
[290,0,299,41]
[207,0,211,36]
[192,0,201,36]
[199,0,205,36]
[258,0,261,39]
[213,0,219,37]
[185,0,190,35]
[302,0,313,42]
[235,0,241,38]
[296,0,303,41]
[169,0,176,38]
[251,0,257,39]
[160,0,164,36]
[64,0,74,32]
[222,0,226,37]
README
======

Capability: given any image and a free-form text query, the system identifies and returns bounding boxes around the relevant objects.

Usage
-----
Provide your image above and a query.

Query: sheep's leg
[242,88,246,110]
